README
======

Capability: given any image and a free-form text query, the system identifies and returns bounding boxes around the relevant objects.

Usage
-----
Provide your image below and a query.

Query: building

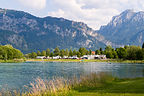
[69,56,79,59]
[82,55,106,60]
[36,56,46,59]
[53,56,61,59]
[62,56,69,59]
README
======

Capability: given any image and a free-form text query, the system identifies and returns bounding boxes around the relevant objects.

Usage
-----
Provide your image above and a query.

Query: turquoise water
[0,62,144,90]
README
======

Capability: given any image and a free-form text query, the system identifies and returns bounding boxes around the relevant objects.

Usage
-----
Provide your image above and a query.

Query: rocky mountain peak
[108,9,135,27]
[98,9,144,47]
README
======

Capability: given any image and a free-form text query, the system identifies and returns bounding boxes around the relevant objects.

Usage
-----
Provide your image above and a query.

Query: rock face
[98,9,144,46]
[0,8,107,53]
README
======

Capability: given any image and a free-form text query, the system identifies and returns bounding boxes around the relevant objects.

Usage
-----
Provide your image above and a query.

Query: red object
[92,51,95,55]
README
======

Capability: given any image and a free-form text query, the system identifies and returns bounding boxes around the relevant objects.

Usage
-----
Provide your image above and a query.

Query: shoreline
[0,59,25,63]
[0,59,144,63]
[26,59,144,63]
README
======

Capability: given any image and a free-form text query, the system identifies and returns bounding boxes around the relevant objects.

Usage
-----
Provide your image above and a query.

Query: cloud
[14,0,138,30]
[16,0,144,30]
[47,0,120,29]
[18,0,46,9]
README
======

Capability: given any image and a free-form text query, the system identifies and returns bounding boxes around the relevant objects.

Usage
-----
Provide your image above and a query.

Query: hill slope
[0,8,108,53]
[98,9,144,46]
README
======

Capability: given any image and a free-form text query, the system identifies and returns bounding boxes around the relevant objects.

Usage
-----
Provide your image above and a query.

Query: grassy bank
[26,59,144,63]
[73,73,144,96]
[0,59,25,63]
[1,73,144,96]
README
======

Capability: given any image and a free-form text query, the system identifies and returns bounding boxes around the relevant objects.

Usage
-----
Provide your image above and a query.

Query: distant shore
[26,59,144,63]
[0,59,143,63]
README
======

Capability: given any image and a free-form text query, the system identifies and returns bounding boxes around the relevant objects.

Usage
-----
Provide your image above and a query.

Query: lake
[0,62,144,90]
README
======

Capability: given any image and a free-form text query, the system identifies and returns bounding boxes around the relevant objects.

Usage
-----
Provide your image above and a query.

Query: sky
[0,0,144,30]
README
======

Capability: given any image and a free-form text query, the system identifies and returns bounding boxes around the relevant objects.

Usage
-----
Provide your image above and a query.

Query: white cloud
[47,0,144,29]
[48,0,120,29]
[18,0,46,9]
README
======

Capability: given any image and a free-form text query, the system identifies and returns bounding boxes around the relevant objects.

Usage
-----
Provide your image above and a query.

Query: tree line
[0,45,24,60]
[26,43,144,60]
[25,47,89,59]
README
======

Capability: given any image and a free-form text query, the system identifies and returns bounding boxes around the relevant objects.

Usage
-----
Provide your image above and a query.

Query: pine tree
[73,49,77,56]
[46,48,50,56]
[60,49,65,58]
[54,47,60,56]
[69,49,73,57]
[41,50,46,56]
[37,51,41,56]
[65,49,69,56]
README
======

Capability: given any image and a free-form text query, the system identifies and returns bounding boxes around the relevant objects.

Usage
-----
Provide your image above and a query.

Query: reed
[72,72,115,91]
[23,77,72,96]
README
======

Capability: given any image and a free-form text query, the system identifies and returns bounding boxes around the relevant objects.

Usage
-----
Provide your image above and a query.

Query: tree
[46,48,50,56]
[99,48,103,54]
[105,45,113,51]
[89,49,92,55]
[50,52,54,57]
[136,49,144,60]
[112,50,118,59]
[126,46,141,60]
[105,46,115,59]
[142,42,144,49]
[124,45,129,49]
[37,51,41,56]
[31,52,37,58]
[69,49,73,57]
[0,45,24,60]
[65,49,69,56]
[79,47,88,56]
[3,53,7,61]
[54,47,60,56]
[0,47,7,60]
[13,49,24,59]
[41,50,46,56]
[77,52,81,58]
[105,51,114,58]
[0,47,6,60]
[116,47,127,59]
[6,48,14,59]
[95,50,101,55]
[73,49,77,56]
[60,49,65,58]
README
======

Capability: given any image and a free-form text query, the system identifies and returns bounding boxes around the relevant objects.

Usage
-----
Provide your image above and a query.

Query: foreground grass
[74,76,144,96]
[26,59,144,63]
[1,73,144,96]
[74,92,144,96]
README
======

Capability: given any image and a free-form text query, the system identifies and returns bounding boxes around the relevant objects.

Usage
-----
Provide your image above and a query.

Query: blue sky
[0,0,143,29]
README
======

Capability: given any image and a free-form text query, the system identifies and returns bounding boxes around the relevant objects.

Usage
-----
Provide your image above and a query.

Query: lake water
[0,62,144,90]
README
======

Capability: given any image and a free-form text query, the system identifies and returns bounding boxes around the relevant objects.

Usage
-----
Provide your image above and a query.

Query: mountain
[0,8,108,53]
[98,9,144,46]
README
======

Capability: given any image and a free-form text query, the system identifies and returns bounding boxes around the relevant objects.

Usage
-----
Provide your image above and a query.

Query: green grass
[74,92,144,96]
[76,77,144,93]
[26,59,144,63]
[72,74,144,96]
